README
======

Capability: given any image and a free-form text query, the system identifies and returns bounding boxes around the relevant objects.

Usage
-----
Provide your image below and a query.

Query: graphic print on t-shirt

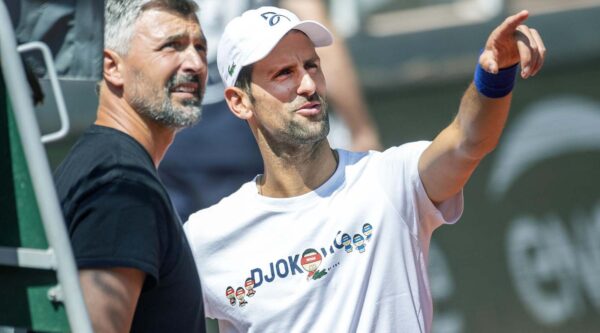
[363,223,373,241]
[300,248,327,281]
[223,222,375,308]
[245,277,256,297]
[236,287,247,307]
[225,286,236,306]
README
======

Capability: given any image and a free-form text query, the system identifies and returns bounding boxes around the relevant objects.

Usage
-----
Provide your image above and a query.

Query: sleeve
[184,210,217,319]
[377,141,464,237]
[69,179,169,288]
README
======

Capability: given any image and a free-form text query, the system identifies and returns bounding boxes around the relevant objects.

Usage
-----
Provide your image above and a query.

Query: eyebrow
[161,32,207,46]
[268,55,321,76]
[305,55,320,64]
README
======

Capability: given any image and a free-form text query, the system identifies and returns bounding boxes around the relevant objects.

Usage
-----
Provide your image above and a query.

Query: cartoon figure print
[353,234,366,253]
[236,287,248,307]
[300,248,327,281]
[245,277,256,297]
[341,233,353,253]
[363,223,373,241]
[225,286,236,306]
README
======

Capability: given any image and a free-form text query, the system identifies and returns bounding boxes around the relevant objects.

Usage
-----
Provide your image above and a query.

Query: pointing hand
[479,10,547,79]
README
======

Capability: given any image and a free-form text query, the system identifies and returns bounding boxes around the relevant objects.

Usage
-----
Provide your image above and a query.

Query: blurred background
[6,0,600,332]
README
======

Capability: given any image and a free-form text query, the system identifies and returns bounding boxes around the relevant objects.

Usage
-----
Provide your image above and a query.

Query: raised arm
[280,0,382,151]
[418,10,546,204]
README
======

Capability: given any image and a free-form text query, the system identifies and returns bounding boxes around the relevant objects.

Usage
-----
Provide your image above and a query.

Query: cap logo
[228,63,236,76]
[260,11,291,26]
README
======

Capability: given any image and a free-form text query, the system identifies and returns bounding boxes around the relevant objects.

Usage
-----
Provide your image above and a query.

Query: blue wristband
[474,62,518,98]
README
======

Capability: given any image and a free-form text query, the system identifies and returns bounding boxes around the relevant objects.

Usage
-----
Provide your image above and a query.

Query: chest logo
[301,248,328,281]
[223,222,374,308]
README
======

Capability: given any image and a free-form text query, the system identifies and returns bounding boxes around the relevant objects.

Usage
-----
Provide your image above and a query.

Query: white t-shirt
[185,141,463,333]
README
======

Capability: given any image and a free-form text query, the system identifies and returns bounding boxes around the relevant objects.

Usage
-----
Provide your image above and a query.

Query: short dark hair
[234,64,254,103]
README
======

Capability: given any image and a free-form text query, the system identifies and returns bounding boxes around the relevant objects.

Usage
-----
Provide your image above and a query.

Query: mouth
[170,82,199,98]
[295,101,321,116]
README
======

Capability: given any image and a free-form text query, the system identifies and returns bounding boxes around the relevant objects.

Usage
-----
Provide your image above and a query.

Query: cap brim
[292,20,333,47]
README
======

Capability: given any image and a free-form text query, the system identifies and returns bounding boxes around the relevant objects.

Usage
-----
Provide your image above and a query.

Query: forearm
[418,10,545,204]
[419,83,512,204]
[454,83,512,160]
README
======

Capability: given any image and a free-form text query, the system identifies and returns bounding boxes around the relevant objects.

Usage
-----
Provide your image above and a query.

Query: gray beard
[129,72,204,129]
[132,91,202,129]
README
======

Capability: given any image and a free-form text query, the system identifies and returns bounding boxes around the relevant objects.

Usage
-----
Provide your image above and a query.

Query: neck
[257,139,338,198]
[95,91,176,168]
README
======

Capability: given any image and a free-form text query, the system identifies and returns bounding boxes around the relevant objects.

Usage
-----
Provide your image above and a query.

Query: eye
[306,61,319,71]
[194,43,207,53]
[275,68,292,77]
[161,41,180,50]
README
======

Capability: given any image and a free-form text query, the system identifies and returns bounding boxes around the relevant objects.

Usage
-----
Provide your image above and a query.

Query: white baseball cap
[217,6,333,88]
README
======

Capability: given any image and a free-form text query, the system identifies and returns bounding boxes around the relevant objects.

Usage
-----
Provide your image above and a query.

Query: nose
[297,71,316,97]
[181,45,206,75]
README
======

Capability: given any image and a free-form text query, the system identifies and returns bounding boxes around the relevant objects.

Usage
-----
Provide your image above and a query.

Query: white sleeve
[184,213,217,319]
[377,141,464,237]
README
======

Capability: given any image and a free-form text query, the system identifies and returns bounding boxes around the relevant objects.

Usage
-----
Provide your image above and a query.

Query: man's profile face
[248,31,329,146]
[122,8,208,128]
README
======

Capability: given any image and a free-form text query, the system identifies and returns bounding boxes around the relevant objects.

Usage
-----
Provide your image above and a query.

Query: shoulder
[336,142,431,198]
[56,126,156,186]
[337,141,429,166]
[335,142,429,175]
[359,141,431,183]
[55,126,165,222]
[352,141,430,173]
[380,141,431,161]
[188,181,254,219]
[184,181,255,238]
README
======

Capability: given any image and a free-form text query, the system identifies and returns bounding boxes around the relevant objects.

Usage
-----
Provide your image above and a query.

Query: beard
[129,71,205,129]
[280,93,330,146]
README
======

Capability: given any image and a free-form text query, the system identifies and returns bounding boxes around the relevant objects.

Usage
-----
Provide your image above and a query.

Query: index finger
[501,10,530,32]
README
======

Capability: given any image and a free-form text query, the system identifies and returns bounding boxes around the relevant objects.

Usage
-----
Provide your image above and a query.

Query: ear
[224,87,253,120]
[103,49,125,88]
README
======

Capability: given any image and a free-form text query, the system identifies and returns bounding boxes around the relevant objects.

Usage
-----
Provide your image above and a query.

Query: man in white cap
[185,6,546,332]
[159,0,381,223]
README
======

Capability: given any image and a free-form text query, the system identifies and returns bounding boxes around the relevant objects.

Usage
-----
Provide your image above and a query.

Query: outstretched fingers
[500,10,529,34]
[481,10,530,73]
[483,10,546,78]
